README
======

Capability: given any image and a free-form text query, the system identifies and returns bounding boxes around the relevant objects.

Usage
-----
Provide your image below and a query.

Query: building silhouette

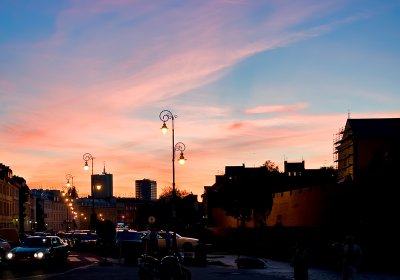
[0,164,17,229]
[203,117,400,271]
[135,179,157,201]
[204,117,400,230]
[334,117,400,183]
[92,164,113,199]
[31,189,65,232]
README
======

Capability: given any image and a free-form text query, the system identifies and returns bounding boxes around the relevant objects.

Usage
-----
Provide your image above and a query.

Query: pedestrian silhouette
[172,231,178,253]
[341,235,363,280]
[148,228,159,256]
[165,229,171,254]
[291,239,311,280]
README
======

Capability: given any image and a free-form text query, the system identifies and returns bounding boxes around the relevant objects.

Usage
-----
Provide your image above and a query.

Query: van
[0,228,21,248]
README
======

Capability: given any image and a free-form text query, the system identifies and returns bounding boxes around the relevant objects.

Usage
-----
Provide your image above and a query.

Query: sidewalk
[206,254,400,280]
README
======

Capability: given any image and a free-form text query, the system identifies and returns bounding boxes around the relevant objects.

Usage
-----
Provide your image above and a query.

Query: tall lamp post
[83,152,96,230]
[159,110,186,241]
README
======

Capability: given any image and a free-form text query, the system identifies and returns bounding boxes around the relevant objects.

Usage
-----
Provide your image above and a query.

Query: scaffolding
[332,127,344,169]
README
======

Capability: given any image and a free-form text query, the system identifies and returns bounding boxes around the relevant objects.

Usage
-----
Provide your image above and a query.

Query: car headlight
[34,251,45,259]
[6,252,14,260]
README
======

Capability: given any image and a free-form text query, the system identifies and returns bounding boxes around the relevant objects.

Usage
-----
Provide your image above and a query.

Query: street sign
[148,216,156,224]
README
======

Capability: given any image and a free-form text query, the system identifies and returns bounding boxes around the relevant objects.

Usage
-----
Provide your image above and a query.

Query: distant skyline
[1,1,399,198]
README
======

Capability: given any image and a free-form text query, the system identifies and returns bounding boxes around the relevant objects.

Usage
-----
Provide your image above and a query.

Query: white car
[143,230,199,252]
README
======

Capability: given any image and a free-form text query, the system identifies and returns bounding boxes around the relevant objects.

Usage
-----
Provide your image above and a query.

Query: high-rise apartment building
[135,179,157,201]
[92,164,113,199]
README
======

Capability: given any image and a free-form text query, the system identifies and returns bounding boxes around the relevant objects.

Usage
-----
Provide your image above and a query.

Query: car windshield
[81,233,98,240]
[158,232,182,239]
[23,237,51,248]
[74,233,97,240]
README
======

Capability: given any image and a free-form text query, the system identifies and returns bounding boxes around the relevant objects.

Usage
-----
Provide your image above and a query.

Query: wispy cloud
[1,1,400,197]
[244,103,309,114]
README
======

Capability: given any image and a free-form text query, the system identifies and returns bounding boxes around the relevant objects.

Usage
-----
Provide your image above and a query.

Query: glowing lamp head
[178,152,186,165]
[84,161,89,171]
[96,185,102,190]
[66,180,71,187]
[160,122,168,135]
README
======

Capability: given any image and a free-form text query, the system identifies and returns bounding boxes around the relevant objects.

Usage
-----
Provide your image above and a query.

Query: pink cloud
[2,1,399,199]
[244,103,309,114]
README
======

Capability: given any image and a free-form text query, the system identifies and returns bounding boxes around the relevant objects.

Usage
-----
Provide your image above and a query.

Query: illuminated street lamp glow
[178,152,186,165]
[160,122,168,135]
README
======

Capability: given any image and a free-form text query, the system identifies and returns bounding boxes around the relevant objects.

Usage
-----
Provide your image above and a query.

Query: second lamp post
[64,174,74,231]
[83,152,97,230]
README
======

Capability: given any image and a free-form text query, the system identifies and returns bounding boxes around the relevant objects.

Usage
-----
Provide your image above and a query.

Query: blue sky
[1,0,399,198]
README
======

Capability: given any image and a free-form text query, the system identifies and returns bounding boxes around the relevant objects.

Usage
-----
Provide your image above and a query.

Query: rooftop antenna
[348,109,351,119]
[103,161,107,174]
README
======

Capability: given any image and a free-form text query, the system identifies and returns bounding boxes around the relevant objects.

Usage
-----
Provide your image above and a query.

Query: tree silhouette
[68,186,79,198]
[159,186,189,200]
[217,162,281,227]
[262,160,280,172]
[157,187,201,231]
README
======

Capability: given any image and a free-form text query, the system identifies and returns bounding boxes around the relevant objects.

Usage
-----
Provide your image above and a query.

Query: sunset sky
[1,0,399,199]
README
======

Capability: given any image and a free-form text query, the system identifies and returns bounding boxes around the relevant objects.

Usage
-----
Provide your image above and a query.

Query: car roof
[27,235,58,239]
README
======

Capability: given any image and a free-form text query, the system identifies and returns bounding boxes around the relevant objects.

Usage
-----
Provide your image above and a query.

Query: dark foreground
[3,253,398,280]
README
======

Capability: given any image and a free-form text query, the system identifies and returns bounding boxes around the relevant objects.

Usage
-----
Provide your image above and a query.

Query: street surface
[0,251,105,279]
[1,252,399,280]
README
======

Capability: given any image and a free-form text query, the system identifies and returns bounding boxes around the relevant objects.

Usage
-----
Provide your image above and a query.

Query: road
[0,250,106,279]
[1,252,399,280]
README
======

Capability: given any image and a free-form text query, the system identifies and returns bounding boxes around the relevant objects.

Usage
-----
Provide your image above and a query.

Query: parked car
[70,232,99,251]
[0,228,21,248]
[0,237,12,263]
[142,230,199,252]
[5,235,70,266]
[58,232,76,248]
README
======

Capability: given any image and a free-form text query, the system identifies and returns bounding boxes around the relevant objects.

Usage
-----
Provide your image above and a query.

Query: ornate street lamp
[82,152,96,230]
[159,110,187,250]
[64,174,74,231]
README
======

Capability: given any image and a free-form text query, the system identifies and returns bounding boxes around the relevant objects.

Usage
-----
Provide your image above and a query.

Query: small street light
[82,152,97,230]
[175,142,186,165]
[64,174,74,231]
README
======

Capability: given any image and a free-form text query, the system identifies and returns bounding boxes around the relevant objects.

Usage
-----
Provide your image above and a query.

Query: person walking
[291,239,311,280]
[341,235,363,280]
